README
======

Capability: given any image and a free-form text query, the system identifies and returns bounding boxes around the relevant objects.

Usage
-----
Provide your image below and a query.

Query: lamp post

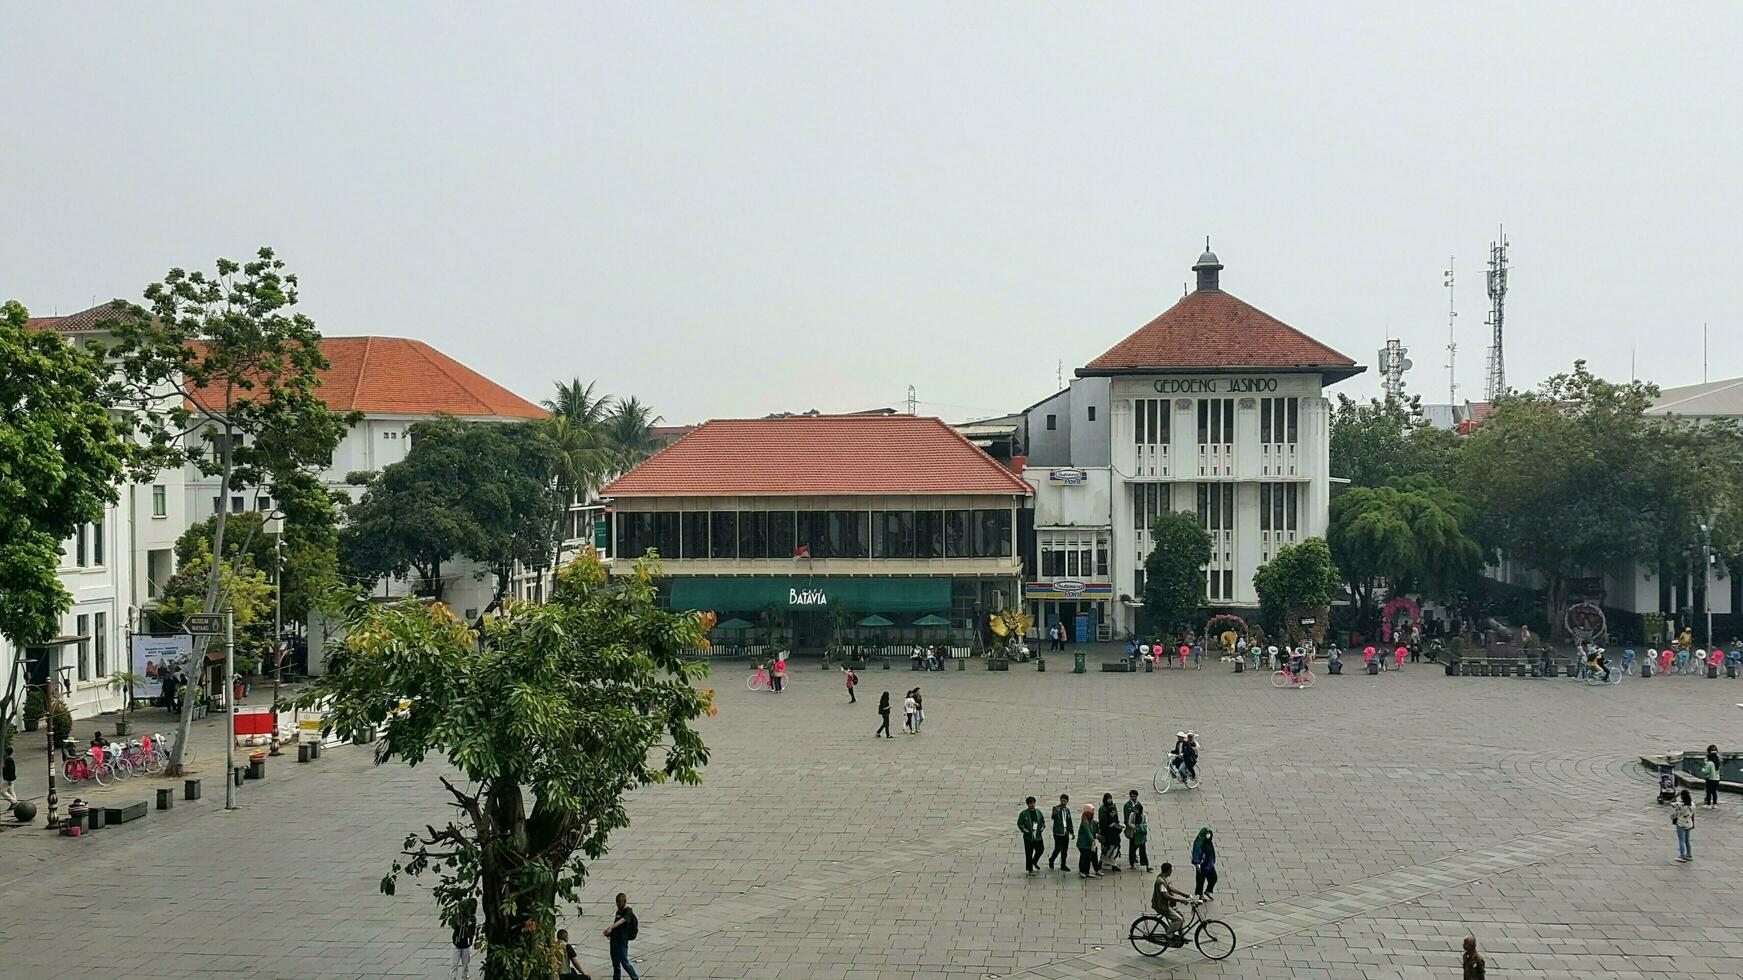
[1700,518,1715,650]
[270,532,282,757]
[44,663,73,830]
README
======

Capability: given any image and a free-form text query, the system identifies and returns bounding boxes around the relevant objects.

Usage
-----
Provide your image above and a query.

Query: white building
[1017,250,1363,639]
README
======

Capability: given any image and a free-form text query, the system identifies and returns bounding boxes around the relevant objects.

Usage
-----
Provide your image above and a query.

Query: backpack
[621,908,638,941]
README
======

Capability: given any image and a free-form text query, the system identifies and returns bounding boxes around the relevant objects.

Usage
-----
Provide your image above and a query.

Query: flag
[794,544,810,559]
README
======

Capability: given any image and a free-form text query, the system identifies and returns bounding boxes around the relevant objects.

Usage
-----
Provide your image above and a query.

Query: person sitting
[1586,647,1610,682]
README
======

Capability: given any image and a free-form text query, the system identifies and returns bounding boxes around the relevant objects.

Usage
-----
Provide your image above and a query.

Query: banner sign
[1024,581,1114,600]
[1047,468,1089,485]
[130,634,193,701]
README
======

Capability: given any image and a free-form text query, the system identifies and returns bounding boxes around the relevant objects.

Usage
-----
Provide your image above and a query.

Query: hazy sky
[5,3,1740,424]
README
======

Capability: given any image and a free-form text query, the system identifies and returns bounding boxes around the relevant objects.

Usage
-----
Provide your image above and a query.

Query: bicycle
[1129,898,1237,960]
[1271,667,1314,689]
[747,663,771,691]
[1154,758,1201,794]
[1581,664,1622,686]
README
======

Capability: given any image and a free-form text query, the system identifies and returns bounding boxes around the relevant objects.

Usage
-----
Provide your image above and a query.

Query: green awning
[669,577,951,614]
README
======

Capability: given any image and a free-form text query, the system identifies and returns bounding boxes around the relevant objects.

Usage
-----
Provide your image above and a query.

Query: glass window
[1087,405,1096,421]
[231,496,245,513]
[767,511,795,559]
[95,611,107,676]
[973,509,1011,558]
[738,511,768,559]
[152,484,167,517]
[93,519,104,566]
[1066,543,1080,576]
[76,613,90,681]
[616,512,653,558]
[943,510,971,558]
[873,511,915,559]
[1096,537,1108,577]
[915,511,944,559]
[1286,398,1299,443]
[823,511,867,559]
[1045,414,1057,431]
[680,512,708,559]
[1041,540,1064,577]
[1260,399,1273,443]
[710,512,737,559]
[652,512,680,558]
[75,524,88,567]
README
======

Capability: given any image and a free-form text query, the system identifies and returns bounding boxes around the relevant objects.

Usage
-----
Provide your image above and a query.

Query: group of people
[872,687,925,736]
[449,893,641,980]
[909,644,951,670]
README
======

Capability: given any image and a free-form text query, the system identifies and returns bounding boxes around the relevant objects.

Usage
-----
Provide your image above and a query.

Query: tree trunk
[168,432,235,776]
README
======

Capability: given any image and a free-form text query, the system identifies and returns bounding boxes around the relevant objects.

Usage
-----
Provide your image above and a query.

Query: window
[1042,544,1065,578]
[1045,414,1057,431]
[825,511,868,559]
[94,611,108,676]
[231,496,245,514]
[1096,538,1108,576]
[1087,405,1096,422]
[1197,398,1235,445]
[75,524,88,567]
[1259,484,1300,533]
[915,511,944,559]
[1038,530,1106,578]
[652,512,680,558]
[92,519,104,566]
[767,511,796,559]
[710,512,738,559]
[873,511,915,558]
[256,496,272,512]
[1132,568,1145,597]
[152,484,167,518]
[616,512,654,558]
[212,497,223,516]
[972,509,1012,558]
[76,613,90,681]
[147,549,171,599]
[1132,483,1169,531]
[1134,398,1172,445]
[943,510,972,558]
[1196,483,1235,532]
[679,513,708,559]
[1260,397,1300,444]
[738,511,768,559]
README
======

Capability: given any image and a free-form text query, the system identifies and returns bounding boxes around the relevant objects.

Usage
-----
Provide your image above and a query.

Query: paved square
[3,654,1741,979]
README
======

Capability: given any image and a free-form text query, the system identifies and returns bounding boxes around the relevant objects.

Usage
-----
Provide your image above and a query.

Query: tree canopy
[293,552,714,980]
[1141,511,1211,633]
[1329,393,1457,489]
[1327,477,1483,626]
[1252,537,1341,644]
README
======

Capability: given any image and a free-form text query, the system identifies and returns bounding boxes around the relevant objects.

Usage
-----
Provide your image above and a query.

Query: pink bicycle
[1271,666,1315,689]
[747,662,771,691]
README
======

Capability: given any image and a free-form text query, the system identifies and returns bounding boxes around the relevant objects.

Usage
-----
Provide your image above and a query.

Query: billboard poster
[130,634,193,701]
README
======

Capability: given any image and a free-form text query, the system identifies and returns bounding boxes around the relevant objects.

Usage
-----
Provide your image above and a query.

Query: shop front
[668,575,1007,656]
[1025,580,1114,644]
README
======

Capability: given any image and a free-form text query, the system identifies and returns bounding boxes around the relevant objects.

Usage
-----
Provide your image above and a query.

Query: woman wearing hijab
[1097,793,1124,872]
[1191,826,1218,899]
[874,692,892,738]
[1076,803,1101,878]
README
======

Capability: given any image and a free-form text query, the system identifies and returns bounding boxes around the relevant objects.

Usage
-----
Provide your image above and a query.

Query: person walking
[1017,796,1047,875]
[1097,793,1124,872]
[902,690,918,734]
[911,686,925,731]
[1048,794,1073,872]
[1123,790,1150,871]
[1701,745,1721,807]
[448,902,477,980]
[1075,803,1101,878]
[1672,789,1696,862]
[2,745,17,805]
[1462,935,1486,980]
[771,655,786,692]
[1190,826,1218,898]
[602,892,640,980]
[874,691,892,738]
[842,666,857,704]
[557,928,592,979]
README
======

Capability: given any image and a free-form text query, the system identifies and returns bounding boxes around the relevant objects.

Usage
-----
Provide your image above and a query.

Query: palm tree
[604,396,664,470]
[540,415,614,568]
[542,378,614,426]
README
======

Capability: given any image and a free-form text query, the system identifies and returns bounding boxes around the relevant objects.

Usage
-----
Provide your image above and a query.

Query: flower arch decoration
[1379,596,1422,644]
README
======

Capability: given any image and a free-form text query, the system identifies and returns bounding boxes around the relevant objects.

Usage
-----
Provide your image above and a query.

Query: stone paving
[2,654,1741,979]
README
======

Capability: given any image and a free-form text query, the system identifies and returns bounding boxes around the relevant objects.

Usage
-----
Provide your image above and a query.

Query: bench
[1099,661,1133,672]
[104,801,148,825]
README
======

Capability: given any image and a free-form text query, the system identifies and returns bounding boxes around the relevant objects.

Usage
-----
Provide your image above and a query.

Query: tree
[156,539,275,666]
[1142,512,1211,633]
[1457,362,1668,637]
[176,511,274,572]
[341,418,551,607]
[292,552,713,980]
[1252,538,1341,644]
[100,248,356,774]
[541,377,614,427]
[1,301,131,742]
[540,414,613,570]
[603,396,664,470]
[1328,393,1458,489]
[1327,477,1484,628]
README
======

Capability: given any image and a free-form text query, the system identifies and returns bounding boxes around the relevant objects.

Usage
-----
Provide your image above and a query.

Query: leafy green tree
[540,414,613,569]
[1327,477,1484,627]
[541,377,614,427]
[293,553,713,980]
[156,539,275,665]
[1142,511,1211,633]
[100,248,356,773]
[1,301,131,737]
[1329,393,1458,489]
[176,511,274,571]
[1252,537,1342,643]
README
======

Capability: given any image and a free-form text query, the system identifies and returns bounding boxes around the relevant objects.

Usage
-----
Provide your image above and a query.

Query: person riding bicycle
[1150,862,1194,942]
[1180,733,1200,781]
[1287,646,1306,677]
[1586,646,1611,683]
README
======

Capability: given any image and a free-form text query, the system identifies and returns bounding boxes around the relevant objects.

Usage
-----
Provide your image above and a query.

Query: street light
[45,663,74,830]
[1700,518,1715,650]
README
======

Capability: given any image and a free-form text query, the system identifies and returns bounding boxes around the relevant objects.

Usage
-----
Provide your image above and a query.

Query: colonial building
[1019,249,1363,639]
[600,414,1031,654]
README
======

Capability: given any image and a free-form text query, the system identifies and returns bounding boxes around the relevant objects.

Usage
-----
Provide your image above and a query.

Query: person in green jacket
[1123,790,1150,871]
[1076,804,1101,878]
[1047,794,1073,873]
[1017,797,1047,875]
[1700,745,1721,807]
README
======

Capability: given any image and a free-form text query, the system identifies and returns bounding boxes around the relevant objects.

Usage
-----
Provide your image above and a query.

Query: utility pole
[906,385,916,416]
[225,609,236,811]
[1484,227,1509,401]
[1701,518,1715,649]
[1444,257,1458,404]
[270,533,283,756]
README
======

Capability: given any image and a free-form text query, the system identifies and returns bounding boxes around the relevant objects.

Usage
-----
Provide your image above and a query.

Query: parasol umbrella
[713,617,754,630]
[911,614,950,627]
[857,615,895,627]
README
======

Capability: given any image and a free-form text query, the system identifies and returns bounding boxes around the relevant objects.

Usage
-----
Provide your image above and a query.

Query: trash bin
[1708,664,1719,679]
[1073,650,1085,674]
[1143,658,1153,672]
[1367,660,1380,675]
[1036,657,1046,672]
[1640,662,1652,678]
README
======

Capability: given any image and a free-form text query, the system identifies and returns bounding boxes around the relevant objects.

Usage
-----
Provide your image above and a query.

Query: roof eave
[1076,364,1367,385]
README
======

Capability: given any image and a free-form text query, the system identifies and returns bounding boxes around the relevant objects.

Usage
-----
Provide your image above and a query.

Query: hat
[1176,731,1187,738]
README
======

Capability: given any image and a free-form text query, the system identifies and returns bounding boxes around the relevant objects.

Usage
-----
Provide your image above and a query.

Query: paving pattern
[2,654,1741,979]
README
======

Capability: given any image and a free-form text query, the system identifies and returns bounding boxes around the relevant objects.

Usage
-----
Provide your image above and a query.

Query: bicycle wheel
[1609,669,1623,685]
[1194,918,1237,960]
[111,758,132,780]
[1155,767,1172,794]
[1184,770,1201,790]
[1299,670,1315,689]
[745,674,763,692]
[1270,670,1289,688]
[1129,915,1171,957]
[89,761,108,786]
[62,760,82,783]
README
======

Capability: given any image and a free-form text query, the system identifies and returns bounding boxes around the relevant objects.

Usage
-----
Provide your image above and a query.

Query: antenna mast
[1377,338,1412,402]
[1443,257,1458,404]
[1483,227,1509,401]
[906,385,916,416]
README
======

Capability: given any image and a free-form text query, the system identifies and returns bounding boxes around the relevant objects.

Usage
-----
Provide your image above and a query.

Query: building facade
[601,415,1031,654]
[1018,250,1363,638]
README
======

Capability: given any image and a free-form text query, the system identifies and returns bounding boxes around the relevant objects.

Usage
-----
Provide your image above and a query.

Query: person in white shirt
[903,693,918,734]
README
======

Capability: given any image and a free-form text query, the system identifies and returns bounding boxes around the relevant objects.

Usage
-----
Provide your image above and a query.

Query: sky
[4,3,1740,425]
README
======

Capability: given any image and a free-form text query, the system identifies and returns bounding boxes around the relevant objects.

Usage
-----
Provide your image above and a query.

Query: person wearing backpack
[603,892,640,980]
[448,901,476,980]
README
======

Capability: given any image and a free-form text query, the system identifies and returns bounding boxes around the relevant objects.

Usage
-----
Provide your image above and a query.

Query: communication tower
[1484,228,1509,401]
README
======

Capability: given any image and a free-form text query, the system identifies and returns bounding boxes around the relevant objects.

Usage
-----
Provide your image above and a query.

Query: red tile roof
[188,336,548,420]
[22,301,127,334]
[602,415,1033,497]
[1082,288,1361,381]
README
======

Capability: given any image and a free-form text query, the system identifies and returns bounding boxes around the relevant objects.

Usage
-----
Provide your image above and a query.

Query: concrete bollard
[184,778,202,801]
[156,787,174,810]
[298,743,312,763]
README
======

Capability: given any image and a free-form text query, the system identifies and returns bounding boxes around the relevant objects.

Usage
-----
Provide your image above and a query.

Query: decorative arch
[1379,596,1422,643]
[1564,601,1608,642]
[1203,613,1250,650]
